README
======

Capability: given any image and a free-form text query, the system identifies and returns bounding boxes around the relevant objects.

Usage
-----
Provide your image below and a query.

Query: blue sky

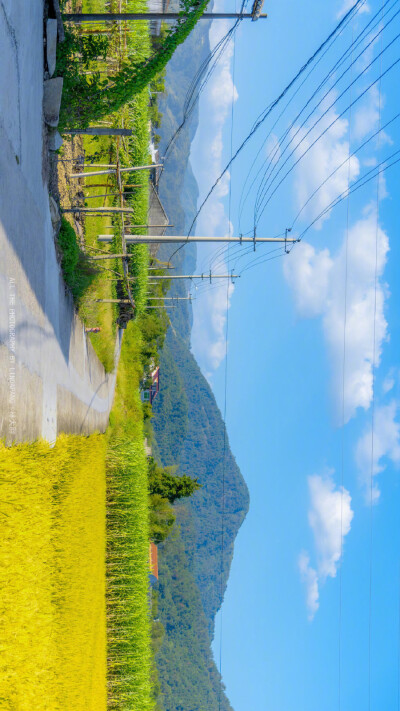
[187,0,400,708]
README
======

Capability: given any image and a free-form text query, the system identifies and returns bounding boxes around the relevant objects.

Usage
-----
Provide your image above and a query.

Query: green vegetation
[156,526,234,711]
[106,320,154,711]
[148,457,200,543]
[105,302,175,710]
[57,0,157,367]
[59,0,209,127]
[139,22,251,711]
[58,217,99,302]
[148,457,200,503]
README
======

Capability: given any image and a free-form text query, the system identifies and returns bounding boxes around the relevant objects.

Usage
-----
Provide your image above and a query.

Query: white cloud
[284,209,389,422]
[382,369,396,395]
[337,0,370,20]
[282,242,333,318]
[292,105,360,228]
[355,401,400,502]
[298,551,319,620]
[299,472,354,620]
[308,472,353,578]
[266,133,281,167]
[353,85,380,142]
[353,85,391,149]
[190,9,238,376]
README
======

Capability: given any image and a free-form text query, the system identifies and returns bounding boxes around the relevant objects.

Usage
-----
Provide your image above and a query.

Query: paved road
[0,0,120,444]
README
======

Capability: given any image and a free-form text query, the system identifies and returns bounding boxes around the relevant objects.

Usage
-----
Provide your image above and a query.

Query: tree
[148,457,201,503]
[149,494,176,543]
[59,0,209,127]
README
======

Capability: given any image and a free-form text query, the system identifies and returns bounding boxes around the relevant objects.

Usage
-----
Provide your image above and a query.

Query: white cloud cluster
[355,401,400,502]
[292,104,360,228]
[191,9,238,376]
[299,472,354,620]
[284,209,389,422]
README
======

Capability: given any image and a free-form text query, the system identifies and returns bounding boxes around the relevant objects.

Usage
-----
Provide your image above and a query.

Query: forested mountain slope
[150,14,249,711]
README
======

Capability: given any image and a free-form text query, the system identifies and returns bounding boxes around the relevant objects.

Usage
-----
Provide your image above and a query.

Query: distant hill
[151,15,249,711]
[154,328,249,630]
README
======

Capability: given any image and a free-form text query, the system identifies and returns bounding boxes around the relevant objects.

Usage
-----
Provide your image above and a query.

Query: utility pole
[69,164,162,179]
[64,1,267,22]
[97,234,298,246]
[95,223,171,228]
[64,128,133,137]
[117,273,240,281]
[146,296,192,301]
[94,297,189,303]
[63,207,136,214]
[91,253,137,260]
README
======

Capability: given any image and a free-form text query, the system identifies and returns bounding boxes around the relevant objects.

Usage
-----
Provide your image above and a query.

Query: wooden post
[64,127,133,136]
[62,206,135,214]
[64,12,267,21]
[69,164,162,179]
[91,253,137,260]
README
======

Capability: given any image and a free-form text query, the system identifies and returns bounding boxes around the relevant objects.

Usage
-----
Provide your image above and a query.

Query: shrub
[57,217,98,302]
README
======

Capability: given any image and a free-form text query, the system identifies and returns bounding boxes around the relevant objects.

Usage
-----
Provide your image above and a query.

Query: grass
[75,139,120,372]
[57,0,153,367]
[58,216,99,302]
[0,320,156,711]
[106,320,155,711]
[0,435,107,711]
[0,5,158,711]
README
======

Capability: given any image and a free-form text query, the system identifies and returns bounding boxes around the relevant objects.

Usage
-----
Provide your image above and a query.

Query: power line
[218,8,238,706]
[339,19,355,710]
[254,28,400,226]
[238,0,377,230]
[290,111,400,229]
[160,14,244,170]
[186,0,366,237]
[296,144,400,240]
[369,4,384,706]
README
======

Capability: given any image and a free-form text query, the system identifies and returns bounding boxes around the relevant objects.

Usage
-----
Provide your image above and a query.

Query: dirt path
[0,0,121,444]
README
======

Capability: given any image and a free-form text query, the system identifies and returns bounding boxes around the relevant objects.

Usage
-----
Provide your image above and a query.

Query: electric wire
[186,0,366,237]
[238,0,381,230]
[254,29,400,226]
[250,0,399,215]
[368,5,384,706]
[171,0,366,268]
[296,144,400,239]
[338,19,354,709]
[217,6,238,709]
[229,143,400,278]
[159,1,247,175]
[290,110,400,229]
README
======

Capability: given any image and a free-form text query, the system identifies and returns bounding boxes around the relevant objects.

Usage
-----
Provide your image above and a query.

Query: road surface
[0,0,120,444]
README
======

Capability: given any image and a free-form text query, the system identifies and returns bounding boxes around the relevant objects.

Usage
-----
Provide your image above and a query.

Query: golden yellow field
[0,435,107,711]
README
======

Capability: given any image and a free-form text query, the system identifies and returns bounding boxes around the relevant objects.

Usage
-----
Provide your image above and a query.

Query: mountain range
[151,17,250,711]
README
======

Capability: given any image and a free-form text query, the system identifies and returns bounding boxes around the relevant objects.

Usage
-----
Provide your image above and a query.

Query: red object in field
[85,327,101,333]
[149,542,158,583]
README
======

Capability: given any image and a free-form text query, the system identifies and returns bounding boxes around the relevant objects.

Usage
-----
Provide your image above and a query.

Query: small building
[140,365,160,405]
[149,542,159,586]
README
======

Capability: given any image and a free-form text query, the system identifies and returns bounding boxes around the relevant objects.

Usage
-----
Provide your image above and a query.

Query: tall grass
[106,438,153,710]
[0,435,107,711]
[106,320,154,711]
